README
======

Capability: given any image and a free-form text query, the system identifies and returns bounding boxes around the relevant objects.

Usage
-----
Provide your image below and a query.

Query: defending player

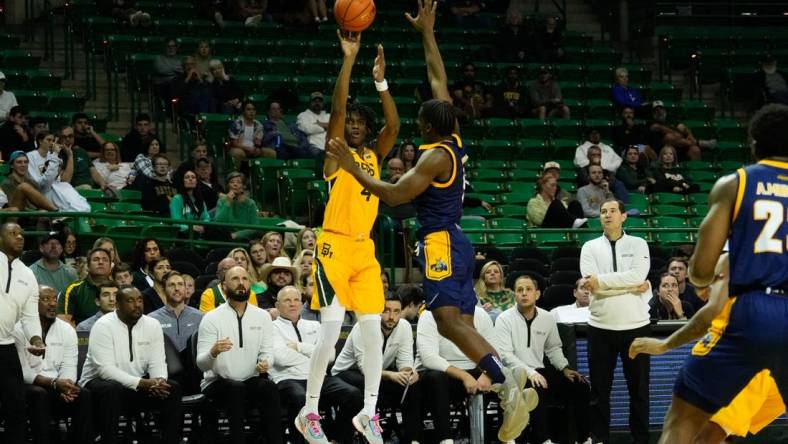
[630,253,786,442]
[294,32,400,444]
[326,0,537,441]
[650,104,788,443]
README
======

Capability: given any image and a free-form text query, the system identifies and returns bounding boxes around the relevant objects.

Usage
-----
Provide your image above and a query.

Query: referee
[0,223,46,444]
[579,199,652,444]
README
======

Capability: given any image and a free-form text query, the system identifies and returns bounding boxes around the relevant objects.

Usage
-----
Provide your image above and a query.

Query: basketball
[334,0,376,32]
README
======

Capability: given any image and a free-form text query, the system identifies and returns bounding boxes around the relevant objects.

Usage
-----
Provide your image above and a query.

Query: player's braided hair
[419,99,456,137]
[750,104,788,159]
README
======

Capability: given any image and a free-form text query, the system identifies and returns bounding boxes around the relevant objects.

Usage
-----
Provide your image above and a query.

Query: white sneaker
[244,14,263,27]
[572,218,588,228]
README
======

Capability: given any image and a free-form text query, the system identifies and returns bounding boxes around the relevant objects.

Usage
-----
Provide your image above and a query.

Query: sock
[357,314,383,417]
[304,319,342,414]
[478,353,506,384]
[439,440,453,444]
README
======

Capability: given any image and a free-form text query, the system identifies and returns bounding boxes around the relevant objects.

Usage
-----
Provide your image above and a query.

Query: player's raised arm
[324,30,362,178]
[406,0,451,103]
[372,44,401,159]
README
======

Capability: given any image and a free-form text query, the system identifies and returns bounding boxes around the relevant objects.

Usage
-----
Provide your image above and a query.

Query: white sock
[357,314,383,417]
[439,440,454,444]
[304,319,342,414]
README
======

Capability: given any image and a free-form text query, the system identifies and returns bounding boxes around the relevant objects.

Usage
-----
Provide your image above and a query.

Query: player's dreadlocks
[347,102,378,143]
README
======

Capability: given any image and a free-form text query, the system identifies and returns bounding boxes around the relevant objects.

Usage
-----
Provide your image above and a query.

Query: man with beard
[332,293,422,443]
[79,285,183,444]
[199,257,262,312]
[14,285,93,444]
[58,247,113,325]
[196,266,283,444]
[149,271,203,352]
[31,232,77,295]
[258,256,297,310]
[297,91,331,154]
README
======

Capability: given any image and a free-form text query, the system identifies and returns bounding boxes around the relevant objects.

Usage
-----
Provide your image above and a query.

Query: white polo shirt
[332,318,414,376]
[13,318,78,383]
[0,252,41,345]
[269,315,321,384]
[416,307,493,372]
[550,303,591,324]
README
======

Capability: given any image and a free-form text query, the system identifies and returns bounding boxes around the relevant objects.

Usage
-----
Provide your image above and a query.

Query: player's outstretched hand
[628,337,668,359]
[405,0,437,34]
[337,29,362,58]
[372,44,386,82]
[326,137,356,172]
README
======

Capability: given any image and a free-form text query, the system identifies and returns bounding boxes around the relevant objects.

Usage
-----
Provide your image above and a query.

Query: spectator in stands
[579,198,651,444]
[398,284,424,324]
[26,132,91,212]
[183,274,196,306]
[493,66,528,118]
[574,129,622,172]
[263,101,314,159]
[29,117,48,141]
[228,100,271,163]
[228,247,264,291]
[494,274,591,444]
[452,63,493,120]
[14,285,94,444]
[170,169,211,235]
[196,265,282,444]
[528,67,569,119]
[542,161,575,203]
[121,113,157,162]
[300,273,318,321]
[397,141,417,172]
[758,54,788,106]
[59,126,106,190]
[417,305,494,443]
[173,140,211,186]
[58,247,112,325]
[385,157,405,181]
[577,165,615,218]
[0,151,58,211]
[271,286,362,443]
[62,231,80,270]
[113,262,133,286]
[76,281,118,333]
[152,39,182,104]
[130,137,164,185]
[293,249,313,282]
[92,142,133,193]
[31,232,77,296]
[667,257,705,312]
[648,272,694,321]
[617,146,648,193]
[199,257,261,312]
[262,230,287,262]
[611,107,656,160]
[0,106,32,160]
[447,0,489,27]
[131,238,161,291]
[527,174,587,228]
[194,41,214,82]
[209,60,244,115]
[258,256,297,310]
[100,0,151,26]
[195,157,222,211]
[141,154,176,217]
[612,67,645,111]
[294,227,317,257]
[332,291,422,443]
[495,9,529,63]
[232,0,266,26]
[297,91,330,153]
[550,278,591,324]
[576,146,629,202]
[475,260,515,322]
[306,0,328,23]
[0,71,18,120]
[249,240,268,281]
[80,285,183,444]
[171,56,214,121]
[149,271,203,351]
[215,171,260,239]
[141,256,172,314]
[92,237,121,271]
[533,16,564,63]
[71,113,105,157]
[645,145,697,194]
[647,101,703,161]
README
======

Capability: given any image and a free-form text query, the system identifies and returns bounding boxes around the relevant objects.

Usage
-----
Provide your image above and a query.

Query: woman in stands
[248,240,268,282]
[397,141,417,172]
[227,247,267,295]
[194,40,214,82]
[130,238,162,291]
[293,249,314,286]
[93,142,133,193]
[648,272,695,321]
[129,137,164,187]
[527,174,587,229]
[617,146,649,193]
[214,171,259,240]
[92,237,121,271]
[170,169,211,235]
[260,231,287,263]
[62,230,81,272]
[475,260,515,322]
[293,226,316,257]
[646,145,698,194]
[141,255,173,314]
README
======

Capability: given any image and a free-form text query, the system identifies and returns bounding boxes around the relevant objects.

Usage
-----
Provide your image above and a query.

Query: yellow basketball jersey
[322,147,379,238]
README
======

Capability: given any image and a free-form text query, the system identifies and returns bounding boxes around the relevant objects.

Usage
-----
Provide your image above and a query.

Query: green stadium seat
[489,217,525,230]
[556,64,587,82]
[715,142,748,162]
[693,204,710,217]
[681,100,714,121]
[197,113,232,147]
[14,90,47,110]
[519,119,551,139]
[651,204,691,217]
[584,119,614,139]
[508,169,540,181]
[26,70,61,91]
[650,193,687,205]
[551,119,584,140]
[47,91,86,112]
[465,193,498,204]
[586,218,602,229]
[516,139,549,161]
[683,160,716,171]
[506,182,535,194]
[585,99,615,119]
[487,233,524,247]
[529,231,574,246]
[575,231,599,244]
[485,118,519,139]
[551,139,579,161]
[586,64,615,83]
[479,139,517,161]
[653,230,693,245]
[628,193,649,207]
[715,119,747,142]
[471,182,503,194]
[469,169,508,182]
[0,34,21,50]
[624,217,648,228]
[460,216,487,230]
[687,193,710,204]
[495,204,527,219]
[716,161,743,173]
[688,216,706,227]
[690,170,718,183]
[684,121,715,140]
[467,160,509,171]
[649,82,682,102]
[561,83,586,101]
[0,49,40,69]
[119,189,142,202]
[106,202,144,213]
[509,160,543,170]
[649,216,687,228]
[465,232,488,246]
[499,193,531,205]
[463,206,493,217]
[584,83,612,101]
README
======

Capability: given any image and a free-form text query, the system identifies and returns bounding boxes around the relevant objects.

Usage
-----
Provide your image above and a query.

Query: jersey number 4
[360,188,372,202]
[754,200,788,253]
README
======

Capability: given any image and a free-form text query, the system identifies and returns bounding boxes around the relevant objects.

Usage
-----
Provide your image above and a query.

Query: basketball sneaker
[352,413,384,444]
[492,367,539,442]
[294,407,330,444]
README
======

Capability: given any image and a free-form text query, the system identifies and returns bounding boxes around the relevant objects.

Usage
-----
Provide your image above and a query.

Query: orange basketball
[334,0,376,32]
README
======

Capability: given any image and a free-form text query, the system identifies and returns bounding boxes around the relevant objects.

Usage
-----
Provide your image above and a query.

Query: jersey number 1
[754,200,788,254]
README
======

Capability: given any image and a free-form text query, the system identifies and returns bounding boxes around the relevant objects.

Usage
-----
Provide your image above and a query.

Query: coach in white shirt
[494,275,591,444]
[270,286,361,443]
[417,306,493,443]
[196,266,283,444]
[579,198,652,444]
[333,292,422,443]
[80,286,183,444]
[0,222,45,444]
[549,278,591,324]
[13,285,93,444]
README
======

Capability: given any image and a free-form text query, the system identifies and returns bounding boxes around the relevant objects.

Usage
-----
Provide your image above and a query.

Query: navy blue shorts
[415,228,476,316]
[673,291,788,414]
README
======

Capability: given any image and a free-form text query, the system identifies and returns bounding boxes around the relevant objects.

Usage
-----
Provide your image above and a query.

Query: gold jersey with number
[322,147,379,238]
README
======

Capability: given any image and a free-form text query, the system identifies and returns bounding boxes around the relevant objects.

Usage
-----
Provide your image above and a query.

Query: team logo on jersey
[430,258,448,273]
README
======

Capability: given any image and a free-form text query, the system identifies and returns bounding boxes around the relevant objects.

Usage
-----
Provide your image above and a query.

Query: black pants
[0,344,26,444]
[518,367,591,444]
[335,369,423,442]
[277,377,362,444]
[85,378,183,444]
[420,368,482,441]
[25,384,94,444]
[587,325,651,444]
[542,200,584,228]
[203,376,283,444]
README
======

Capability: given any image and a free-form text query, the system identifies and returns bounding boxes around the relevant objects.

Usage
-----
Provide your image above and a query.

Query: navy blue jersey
[729,160,788,291]
[413,134,466,235]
